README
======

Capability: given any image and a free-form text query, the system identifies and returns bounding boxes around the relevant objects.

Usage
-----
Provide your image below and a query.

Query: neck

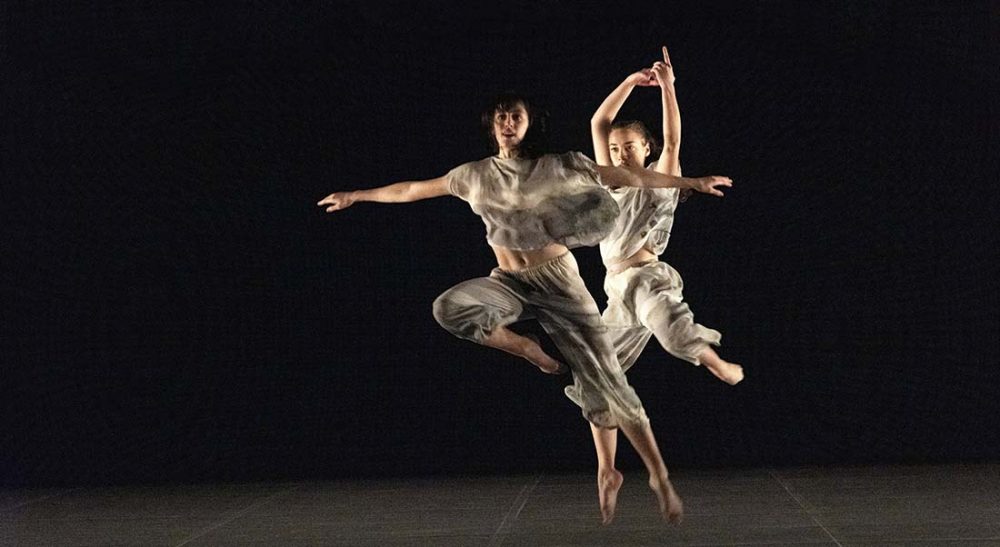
[498,146,522,159]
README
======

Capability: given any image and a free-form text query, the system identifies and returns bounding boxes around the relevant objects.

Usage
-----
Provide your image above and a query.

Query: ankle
[648,469,670,484]
[598,466,618,477]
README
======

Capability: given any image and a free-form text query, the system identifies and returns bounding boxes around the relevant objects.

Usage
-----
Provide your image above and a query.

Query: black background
[3,1,997,486]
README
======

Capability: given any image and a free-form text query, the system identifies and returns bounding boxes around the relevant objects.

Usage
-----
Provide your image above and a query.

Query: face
[492,103,530,152]
[608,128,650,167]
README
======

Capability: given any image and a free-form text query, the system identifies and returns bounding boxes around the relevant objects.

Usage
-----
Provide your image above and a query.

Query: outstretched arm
[651,46,681,176]
[595,165,731,197]
[317,176,450,213]
[591,69,657,166]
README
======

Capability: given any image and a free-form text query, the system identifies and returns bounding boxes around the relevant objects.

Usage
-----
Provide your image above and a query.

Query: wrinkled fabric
[447,152,619,251]
[603,260,721,371]
[599,185,679,267]
[433,252,648,429]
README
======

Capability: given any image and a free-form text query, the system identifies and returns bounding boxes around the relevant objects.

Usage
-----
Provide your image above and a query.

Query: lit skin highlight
[318,95,736,524]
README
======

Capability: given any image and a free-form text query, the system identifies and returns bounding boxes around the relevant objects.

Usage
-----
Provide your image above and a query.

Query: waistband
[496,251,574,277]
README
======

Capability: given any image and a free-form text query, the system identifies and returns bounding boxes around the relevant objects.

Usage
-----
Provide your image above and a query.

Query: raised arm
[317,176,450,213]
[595,164,731,197]
[651,46,681,176]
[591,69,657,166]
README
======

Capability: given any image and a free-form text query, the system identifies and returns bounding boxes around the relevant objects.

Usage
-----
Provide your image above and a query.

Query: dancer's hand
[651,46,676,87]
[691,176,732,197]
[625,68,657,87]
[317,191,356,212]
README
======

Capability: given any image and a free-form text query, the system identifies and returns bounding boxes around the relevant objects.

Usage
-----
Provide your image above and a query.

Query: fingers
[637,68,658,86]
[662,45,672,66]
[710,177,732,197]
[697,176,733,197]
[318,193,348,212]
[317,193,345,206]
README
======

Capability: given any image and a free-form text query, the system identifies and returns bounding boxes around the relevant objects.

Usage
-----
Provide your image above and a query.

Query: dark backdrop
[3,1,997,486]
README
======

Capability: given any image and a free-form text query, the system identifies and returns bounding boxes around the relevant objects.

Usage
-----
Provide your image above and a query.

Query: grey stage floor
[2,463,1000,546]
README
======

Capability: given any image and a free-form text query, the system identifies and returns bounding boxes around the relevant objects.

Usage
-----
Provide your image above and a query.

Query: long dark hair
[481,92,550,159]
[610,119,661,166]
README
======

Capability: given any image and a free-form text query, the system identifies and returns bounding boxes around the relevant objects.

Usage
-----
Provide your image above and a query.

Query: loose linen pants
[603,260,722,372]
[433,252,648,429]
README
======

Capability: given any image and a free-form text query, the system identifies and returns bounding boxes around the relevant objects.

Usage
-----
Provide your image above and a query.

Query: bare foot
[705,360,744,385]
[597,468,623,525]
[521,334,566,375]
[697,348,744,385]
[649,475,683,524]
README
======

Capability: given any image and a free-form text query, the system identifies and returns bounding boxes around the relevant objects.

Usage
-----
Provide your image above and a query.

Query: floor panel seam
[173,483,302,547]
[0,487,83,513]
[487,474,541,547]
[769,469,844,547]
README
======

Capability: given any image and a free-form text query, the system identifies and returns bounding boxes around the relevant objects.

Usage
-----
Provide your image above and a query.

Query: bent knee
[432,291,461,332]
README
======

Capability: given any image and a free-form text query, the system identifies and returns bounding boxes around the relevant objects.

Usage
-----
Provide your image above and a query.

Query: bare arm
[591,69,656,166]
[317,176,450,212]
[651,47,681,176]
[595,164,731,197]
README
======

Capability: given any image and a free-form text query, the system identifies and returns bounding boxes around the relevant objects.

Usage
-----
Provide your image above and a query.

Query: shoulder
[447,157,496,198]
[448,157,496,179]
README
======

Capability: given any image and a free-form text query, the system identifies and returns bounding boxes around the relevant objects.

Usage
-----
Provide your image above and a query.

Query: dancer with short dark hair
[318,92,734,523]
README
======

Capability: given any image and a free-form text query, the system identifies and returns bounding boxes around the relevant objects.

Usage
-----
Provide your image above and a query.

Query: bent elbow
[591,117,611,130]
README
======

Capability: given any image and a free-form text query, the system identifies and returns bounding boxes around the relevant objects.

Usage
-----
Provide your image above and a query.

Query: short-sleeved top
[599,169,680,267]
[446,151,620,251]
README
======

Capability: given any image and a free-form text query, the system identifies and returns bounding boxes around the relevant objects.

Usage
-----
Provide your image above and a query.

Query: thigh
[526,254,604,332]
[432,274,533,342]
[632,262,686,330]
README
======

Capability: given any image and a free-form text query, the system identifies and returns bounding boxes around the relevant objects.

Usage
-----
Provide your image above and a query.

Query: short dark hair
[610,119,661,166]
[481,92,550,159]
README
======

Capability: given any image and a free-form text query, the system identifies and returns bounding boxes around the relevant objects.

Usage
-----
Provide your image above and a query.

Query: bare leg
[618,421,683,523]
[590,424,623,524]
[483,326,564,374]
[697,346,744,385]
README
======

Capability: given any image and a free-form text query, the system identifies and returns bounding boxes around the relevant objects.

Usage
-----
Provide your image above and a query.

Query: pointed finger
[662,45,672,65]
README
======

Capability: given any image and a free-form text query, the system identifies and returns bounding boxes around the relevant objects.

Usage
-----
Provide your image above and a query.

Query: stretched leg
[618,421,684,523]
[633,262,743,384]
[432,275,563,374]
[523,253,682,523]
[590,424,623,524]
